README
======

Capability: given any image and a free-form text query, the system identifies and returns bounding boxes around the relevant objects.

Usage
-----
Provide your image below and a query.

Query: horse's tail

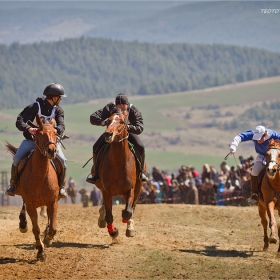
[5,141,17,155]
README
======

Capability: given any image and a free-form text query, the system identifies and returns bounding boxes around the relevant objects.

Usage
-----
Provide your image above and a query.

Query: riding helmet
[43,83,67,97]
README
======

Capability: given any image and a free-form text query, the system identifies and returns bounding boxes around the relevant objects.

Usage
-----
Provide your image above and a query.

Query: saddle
[99,142,142,171]
[17,150,64,186]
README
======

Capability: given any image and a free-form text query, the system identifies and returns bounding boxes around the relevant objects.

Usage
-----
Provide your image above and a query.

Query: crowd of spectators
[138,155,254,206]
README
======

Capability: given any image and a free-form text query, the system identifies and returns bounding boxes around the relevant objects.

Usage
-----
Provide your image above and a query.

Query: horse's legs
[258,203,269,251]
[98,204,107,228]
[122,189,135,222]
[43,202,57,247]
[103,194,118,238]
[266,201,278,244]
[122,183,141,237]
[25,204,46,261]
[40,206,47,218]
[277,207,280,255]
[19,200,28,233]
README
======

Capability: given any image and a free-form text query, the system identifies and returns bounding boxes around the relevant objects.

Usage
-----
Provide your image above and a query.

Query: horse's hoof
[36,252,46,262]
[269,236,278,244]
[98,219,107,228]
[126,229,135,237]
[19,225,28,233]
[109,228,119,239]
[43,237,53,247]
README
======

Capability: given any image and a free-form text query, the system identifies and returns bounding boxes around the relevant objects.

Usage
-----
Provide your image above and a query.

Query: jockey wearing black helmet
[5,83,68,198]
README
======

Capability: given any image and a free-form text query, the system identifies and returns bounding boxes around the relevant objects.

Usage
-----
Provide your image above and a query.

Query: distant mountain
[86,1,280,52]
[0,1,279,52]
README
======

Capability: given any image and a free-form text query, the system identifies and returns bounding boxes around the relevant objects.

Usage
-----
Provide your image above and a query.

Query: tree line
[1,37,280,109]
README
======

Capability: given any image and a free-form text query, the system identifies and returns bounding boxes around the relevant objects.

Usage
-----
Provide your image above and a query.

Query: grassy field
[1,76,280,187]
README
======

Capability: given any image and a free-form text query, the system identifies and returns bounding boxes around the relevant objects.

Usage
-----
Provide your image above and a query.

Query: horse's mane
[5,141,17,155]
[268,139,280,149]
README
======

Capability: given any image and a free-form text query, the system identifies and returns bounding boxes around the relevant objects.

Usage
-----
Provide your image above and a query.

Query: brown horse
[6,114,60,261]
[93,108,143,238]
[258,138,280,254]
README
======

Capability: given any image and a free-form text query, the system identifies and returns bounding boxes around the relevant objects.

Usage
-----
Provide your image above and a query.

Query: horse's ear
[50,118,55,127]
[270,138,275,145]
[36,114,43,130]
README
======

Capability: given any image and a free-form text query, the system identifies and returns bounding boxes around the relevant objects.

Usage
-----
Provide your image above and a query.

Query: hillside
[1,76,280,185]
[0,1,279,52]
[1,38,280,109]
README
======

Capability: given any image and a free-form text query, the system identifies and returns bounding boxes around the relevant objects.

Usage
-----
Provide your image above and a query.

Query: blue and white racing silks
[231,129,280,158]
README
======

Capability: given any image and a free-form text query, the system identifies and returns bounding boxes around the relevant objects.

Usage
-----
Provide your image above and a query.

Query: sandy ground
[1,203,280,280]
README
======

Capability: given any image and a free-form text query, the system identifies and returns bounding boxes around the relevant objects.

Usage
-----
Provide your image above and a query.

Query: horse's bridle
[108,113,129,142]
[115,121,129,142]
[33,127,57,157]
[266,147,280,171]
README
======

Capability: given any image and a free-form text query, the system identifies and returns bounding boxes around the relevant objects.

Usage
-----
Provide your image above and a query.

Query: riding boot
[248,175,259,205]
[5,165,18,196]
[59,167,68,198]
[139,153,148,182]
[86,153,100,184]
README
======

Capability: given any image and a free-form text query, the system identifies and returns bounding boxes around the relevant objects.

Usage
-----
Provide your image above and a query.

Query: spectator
[216,177,225,206]
[220,161,230,177]
[90,186,102,206]
[185,179,199,205]
[152,167,164,183]
[201,163,211,183]
[67,177,77,204]
[190,166,199,178]
[210,166,219,183]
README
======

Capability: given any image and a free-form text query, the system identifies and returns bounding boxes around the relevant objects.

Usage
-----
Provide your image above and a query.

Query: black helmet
[43,83,67,97]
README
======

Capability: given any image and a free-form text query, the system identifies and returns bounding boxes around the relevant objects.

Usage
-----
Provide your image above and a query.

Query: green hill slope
[1,76,280,185]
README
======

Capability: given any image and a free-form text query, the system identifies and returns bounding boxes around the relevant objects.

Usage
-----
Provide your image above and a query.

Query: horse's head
[104,108,128,143]
[266,139,280,178]
[35,114,57,159]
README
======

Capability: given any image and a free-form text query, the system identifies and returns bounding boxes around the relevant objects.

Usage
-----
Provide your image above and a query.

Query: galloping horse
[6,114,60,261]
[93,108,143,238]
[258,139,280,254]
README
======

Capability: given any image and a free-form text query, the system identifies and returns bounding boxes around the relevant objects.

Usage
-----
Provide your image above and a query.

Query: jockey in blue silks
[229,125,280,205]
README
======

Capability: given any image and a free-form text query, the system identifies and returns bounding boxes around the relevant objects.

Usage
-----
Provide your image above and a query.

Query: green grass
[0,77,279,185]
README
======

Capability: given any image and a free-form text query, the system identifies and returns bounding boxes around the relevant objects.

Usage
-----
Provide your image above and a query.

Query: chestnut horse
[6,114,60,261]
[258,138,280,254]
[93,108,143,238]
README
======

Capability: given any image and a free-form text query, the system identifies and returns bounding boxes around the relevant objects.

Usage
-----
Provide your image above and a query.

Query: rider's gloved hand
[229,144,236,154]
[28,127,39,135]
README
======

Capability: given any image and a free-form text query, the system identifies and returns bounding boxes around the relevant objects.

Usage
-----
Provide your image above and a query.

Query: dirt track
[1,204,280,280]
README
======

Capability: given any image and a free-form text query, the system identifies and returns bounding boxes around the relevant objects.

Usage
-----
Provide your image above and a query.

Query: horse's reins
[113,113,129,142]
[33,129,57,157]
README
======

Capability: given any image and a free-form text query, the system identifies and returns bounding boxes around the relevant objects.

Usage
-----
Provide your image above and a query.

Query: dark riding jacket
[90,102,144,135]
[16,97,65,141]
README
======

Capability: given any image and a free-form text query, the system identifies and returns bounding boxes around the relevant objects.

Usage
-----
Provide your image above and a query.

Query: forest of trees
[1,37,280,109]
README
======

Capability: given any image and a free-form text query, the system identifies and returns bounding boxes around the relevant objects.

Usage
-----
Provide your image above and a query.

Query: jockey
[229,125,280,205]
[86,93,148,184]
[5,83,68,198]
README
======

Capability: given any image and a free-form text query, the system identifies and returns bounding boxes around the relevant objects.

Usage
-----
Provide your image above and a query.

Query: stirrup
[247,193,258,205]
[86,175,100,184]
[5,185,16,196]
